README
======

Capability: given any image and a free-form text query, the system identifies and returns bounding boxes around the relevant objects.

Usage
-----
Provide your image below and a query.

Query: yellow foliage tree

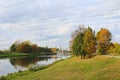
[96,28,112,55]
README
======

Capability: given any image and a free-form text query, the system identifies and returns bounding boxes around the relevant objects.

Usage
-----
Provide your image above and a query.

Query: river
[0,54,70,76]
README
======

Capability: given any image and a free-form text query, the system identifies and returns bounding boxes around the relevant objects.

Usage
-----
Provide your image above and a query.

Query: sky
[0,0,120,50]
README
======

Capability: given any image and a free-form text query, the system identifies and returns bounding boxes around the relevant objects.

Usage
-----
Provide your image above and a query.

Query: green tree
[96,28,112,55]
[10,44,16,52]
[70,25,86,51]
[10,40,21,52]
[72,33,84,57]
[72,26,86,58]
[83,27,96,58]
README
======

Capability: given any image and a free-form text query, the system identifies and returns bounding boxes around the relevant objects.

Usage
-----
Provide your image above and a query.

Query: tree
[51,48,58,53]
[83,27,96,57]
[16,42,32,53]
[10,40,33,53]
[71,24,86,39]
[10,40,55,55]
[10,43,16,52]
[10,40,22,52]
[72,26,86,58]
[31,44,39,53]
[70,25,86,51]
[72,32,84,57]
[108,42,120,54]
[96,28,112,55]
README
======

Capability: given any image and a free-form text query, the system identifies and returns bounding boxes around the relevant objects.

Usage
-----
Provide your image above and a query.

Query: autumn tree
[83,27,96,58]
[108,42,120,54]
[16,42,32,53]
[96,28,112,55]
[70,25,86,51]
[72,26,86,58]
[10,40,35,53]
[51,48,58,53]
[10,40,55,54]
[31,44,39,53]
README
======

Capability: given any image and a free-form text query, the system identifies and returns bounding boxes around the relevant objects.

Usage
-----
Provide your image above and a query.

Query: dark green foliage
[72,26,87,58]
[38,47,53,53]
[10,44,16,52]
[72,33,85,58]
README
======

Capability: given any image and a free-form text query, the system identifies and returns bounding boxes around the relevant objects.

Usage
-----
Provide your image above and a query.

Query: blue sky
[0,0,120,50]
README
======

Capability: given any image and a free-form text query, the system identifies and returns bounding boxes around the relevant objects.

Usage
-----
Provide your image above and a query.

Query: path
[103,55,120,58]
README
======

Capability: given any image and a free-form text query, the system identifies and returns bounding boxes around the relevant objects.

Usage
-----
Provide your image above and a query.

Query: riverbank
[0,52,56,58]
[1,55,120,80]
[0,58,67,80]
[0,53,28,58]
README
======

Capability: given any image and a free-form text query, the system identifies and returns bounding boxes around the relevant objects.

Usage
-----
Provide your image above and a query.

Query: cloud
[0,20,74,49]
[0,0,120,50]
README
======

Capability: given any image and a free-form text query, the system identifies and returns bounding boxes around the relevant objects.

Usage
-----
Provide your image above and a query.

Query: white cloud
[0,0,120,50]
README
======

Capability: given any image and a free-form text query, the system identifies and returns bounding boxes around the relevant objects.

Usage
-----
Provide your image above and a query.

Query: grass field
[1,55,120,80]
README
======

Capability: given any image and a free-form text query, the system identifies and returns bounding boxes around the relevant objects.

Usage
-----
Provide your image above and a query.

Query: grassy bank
[0,52,56,58]
[1,55,120,80]
[0,52,29,58]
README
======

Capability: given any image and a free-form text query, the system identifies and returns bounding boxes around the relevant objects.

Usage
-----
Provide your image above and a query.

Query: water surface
[0,55,70,76]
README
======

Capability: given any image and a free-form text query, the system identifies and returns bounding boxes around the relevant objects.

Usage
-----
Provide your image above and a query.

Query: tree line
[70,25,112,58]
[10,40,58,55]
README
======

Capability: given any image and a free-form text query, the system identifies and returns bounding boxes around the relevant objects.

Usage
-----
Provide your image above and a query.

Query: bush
[0,76,6,80]
[0,51,4,54]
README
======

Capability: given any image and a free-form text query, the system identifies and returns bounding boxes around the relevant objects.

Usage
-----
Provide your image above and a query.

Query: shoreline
[1,56,120,80]
[0,52,58,58]
[0,57,68,80]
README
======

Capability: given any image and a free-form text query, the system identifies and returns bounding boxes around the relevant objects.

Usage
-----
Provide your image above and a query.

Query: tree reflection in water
[10,57,50,68]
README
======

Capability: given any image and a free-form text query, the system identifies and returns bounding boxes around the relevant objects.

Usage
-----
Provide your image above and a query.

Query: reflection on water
[0,55,70,76]
[10,57,48,68]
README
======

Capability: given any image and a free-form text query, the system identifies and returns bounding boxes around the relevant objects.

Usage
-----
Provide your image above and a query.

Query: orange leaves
[97,28,111,43]
[51,48,57,53]
[97,28,112,55]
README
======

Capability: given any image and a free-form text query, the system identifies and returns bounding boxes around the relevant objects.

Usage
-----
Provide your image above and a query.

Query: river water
[0,55,70,76]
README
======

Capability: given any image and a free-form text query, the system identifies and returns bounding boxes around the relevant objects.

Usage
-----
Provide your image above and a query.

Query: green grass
[0,52,29,58]
[0,52,55,58]
[1,55,120,80]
